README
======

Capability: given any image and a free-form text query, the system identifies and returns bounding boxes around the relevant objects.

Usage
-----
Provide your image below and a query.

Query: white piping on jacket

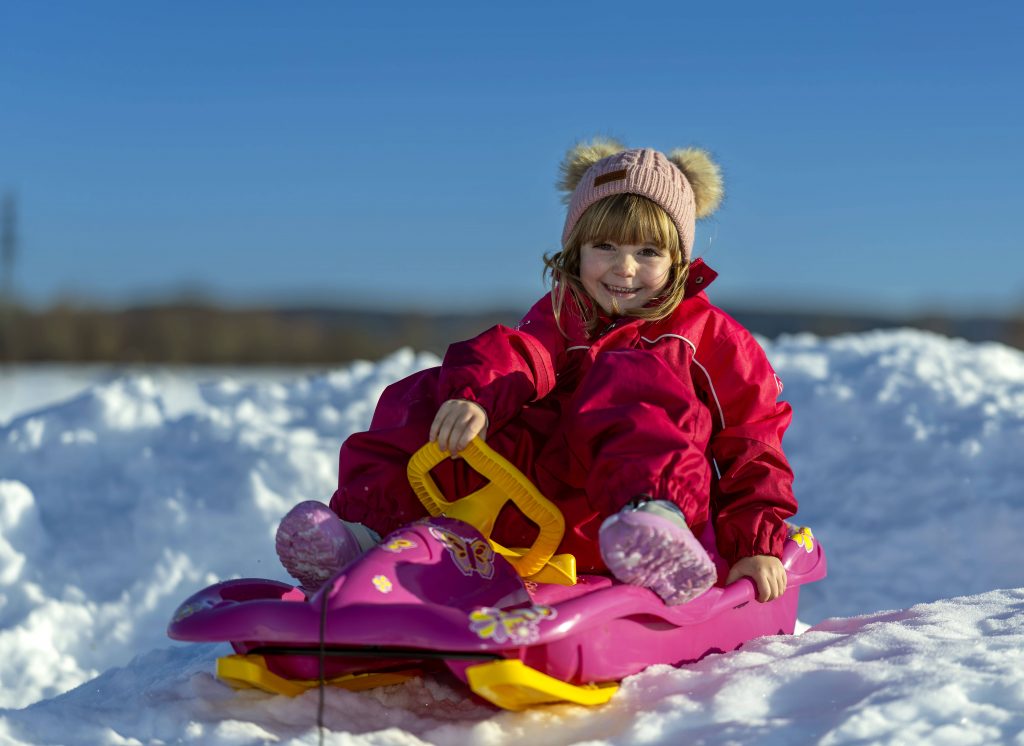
[641,334,726,430]
[561,335,727,431]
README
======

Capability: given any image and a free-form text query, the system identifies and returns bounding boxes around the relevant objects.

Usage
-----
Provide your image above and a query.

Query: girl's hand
[430,399,489,457]
[725,555,787,602]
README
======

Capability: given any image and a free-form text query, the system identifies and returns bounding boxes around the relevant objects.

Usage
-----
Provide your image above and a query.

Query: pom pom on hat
[557,136,627,204]
[668,147,724,219]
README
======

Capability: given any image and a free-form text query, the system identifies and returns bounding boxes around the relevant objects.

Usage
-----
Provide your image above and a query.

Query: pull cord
[317,587,328,746]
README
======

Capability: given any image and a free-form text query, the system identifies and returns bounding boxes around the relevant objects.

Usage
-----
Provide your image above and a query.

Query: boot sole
[600,511,717,606]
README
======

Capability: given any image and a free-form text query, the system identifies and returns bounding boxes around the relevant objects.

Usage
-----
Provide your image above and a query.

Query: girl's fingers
[457,420,482,452]
[437,414,458,454]
[430,402,454,443]
[455,418,483,454]
[431,401,488,457]
[755,575,771,602]
[450,421,468,456]
[723,557,786,602]
[453,424,467,453]
[448,416,474,456]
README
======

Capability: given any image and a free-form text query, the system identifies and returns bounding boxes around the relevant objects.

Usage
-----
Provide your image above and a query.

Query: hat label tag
[593,169,628,187]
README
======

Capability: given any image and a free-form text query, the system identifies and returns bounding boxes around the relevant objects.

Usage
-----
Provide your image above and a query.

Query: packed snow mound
[4,590,1023,745]
[0,330,1022,744]
[769,330,1024,620]
[0,350,440,708]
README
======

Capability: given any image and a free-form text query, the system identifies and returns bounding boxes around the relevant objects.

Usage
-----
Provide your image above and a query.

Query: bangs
[548,192,689,337]
[570,193,680,254]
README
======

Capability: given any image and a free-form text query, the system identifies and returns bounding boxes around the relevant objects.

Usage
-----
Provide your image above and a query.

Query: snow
[1,330,1023,745]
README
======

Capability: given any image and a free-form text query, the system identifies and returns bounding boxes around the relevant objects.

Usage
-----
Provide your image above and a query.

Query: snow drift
[1,329,1022,744]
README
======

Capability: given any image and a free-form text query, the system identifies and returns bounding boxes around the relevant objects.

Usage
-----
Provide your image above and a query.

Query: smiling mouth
[604,283,641,296]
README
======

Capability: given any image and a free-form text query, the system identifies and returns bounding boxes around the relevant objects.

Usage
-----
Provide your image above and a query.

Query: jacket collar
[685,258,717,297]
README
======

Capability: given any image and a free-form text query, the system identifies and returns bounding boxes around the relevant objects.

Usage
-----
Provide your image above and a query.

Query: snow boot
[275,501,377,592]
[599,498,717,606]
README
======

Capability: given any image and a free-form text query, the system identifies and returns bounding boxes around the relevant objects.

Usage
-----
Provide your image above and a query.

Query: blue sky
[1,1,1022,315]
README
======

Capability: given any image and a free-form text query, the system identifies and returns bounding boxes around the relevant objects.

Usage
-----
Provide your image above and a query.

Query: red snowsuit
[330,259,798,572]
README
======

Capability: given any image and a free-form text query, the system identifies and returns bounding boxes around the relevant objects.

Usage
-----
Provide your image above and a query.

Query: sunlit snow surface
[1,330,1023,745]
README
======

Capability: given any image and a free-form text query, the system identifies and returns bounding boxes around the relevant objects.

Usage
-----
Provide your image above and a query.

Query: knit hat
[558,138,724,262]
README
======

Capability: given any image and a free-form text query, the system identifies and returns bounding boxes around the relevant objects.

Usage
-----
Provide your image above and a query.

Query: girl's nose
[614,254,637,276]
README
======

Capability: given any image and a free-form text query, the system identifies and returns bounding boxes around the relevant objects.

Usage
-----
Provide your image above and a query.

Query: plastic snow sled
[168,438,826,710]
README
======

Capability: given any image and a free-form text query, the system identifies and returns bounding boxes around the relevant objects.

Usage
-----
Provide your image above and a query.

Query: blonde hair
[544,193,689,336]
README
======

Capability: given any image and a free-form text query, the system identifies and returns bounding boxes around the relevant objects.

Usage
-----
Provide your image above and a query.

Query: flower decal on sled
[429,526,495,579]
[381,537,417,553]
[789,526,814,553]
[371,575,394,594]
[468,605,557,645]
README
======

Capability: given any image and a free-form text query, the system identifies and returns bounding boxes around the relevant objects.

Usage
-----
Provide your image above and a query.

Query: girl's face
[579,240,674,315]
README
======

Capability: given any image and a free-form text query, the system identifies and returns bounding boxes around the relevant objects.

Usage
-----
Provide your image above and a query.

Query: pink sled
[168,439,826,709]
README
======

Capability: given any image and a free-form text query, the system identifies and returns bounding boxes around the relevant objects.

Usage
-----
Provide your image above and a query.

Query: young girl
[276,139,797,605]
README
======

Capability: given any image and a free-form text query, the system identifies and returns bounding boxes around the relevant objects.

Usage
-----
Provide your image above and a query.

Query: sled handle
[407,438,565,579]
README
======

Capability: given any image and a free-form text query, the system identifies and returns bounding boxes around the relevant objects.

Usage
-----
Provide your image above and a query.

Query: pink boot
[275,501,368,591]
[599,499,717,606]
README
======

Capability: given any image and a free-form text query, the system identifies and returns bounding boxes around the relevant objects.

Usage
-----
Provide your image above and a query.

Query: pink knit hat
[560,143,723,262]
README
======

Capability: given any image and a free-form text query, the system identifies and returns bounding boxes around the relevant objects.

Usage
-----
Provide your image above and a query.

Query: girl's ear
[557,137,627,204]
[667,148,724,219]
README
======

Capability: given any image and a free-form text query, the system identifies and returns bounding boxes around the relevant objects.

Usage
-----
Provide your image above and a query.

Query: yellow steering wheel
[407,438,576,585]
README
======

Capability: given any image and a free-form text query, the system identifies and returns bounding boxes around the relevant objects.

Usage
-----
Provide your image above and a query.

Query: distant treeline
[0,303,518,364]
[0,301,1022,365]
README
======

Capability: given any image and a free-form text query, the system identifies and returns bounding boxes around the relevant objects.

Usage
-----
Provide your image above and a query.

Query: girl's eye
[640,247,662,257]
[594,243,614,251]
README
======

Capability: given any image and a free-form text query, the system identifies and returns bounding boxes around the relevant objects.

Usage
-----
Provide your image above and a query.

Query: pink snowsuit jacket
[330,259,798,572]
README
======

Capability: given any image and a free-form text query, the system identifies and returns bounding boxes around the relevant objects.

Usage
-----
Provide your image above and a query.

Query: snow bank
[4,590,1023,744]
[768,330,1024,621]
[0,351,439,708]
[0,331,1022,744]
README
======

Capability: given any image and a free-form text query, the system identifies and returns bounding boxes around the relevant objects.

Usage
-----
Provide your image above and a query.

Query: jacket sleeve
[699,326,798,563]
[436,294,566,431]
